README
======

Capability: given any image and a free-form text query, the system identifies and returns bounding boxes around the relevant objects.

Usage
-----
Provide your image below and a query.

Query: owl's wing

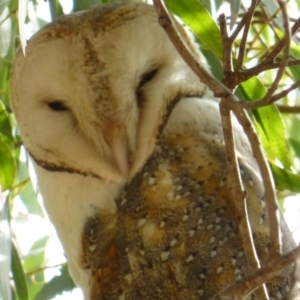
[81,98,299,299]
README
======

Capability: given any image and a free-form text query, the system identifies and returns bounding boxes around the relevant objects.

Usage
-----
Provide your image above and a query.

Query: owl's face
[11,3,206,182]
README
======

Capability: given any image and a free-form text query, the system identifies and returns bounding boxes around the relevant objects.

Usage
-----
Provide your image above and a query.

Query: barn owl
[11,2,300,299]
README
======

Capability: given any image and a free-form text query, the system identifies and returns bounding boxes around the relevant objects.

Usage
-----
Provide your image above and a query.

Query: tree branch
[153,1,299,298]
[235,0,258,71]
[218,245,300,299]
[277,105,300,113]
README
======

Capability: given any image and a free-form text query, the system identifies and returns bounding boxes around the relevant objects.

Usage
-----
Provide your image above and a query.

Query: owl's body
[11,2,299,299]
[80,98,273,300]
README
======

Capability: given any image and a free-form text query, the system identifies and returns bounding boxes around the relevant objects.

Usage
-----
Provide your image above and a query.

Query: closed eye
[47,101,69,112]
[139,68,158,88]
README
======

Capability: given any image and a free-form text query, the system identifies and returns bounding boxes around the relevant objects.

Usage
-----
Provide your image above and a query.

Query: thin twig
[277,105,300,113]
[236,0,258,70]
[219,14,232,73]
[287,263,299,299]
[233,108,281,258]
[218,245,300,298]
[0,9,17,27]
[253,1,290,107]
[152,0,300,297]
[245,59,300,76]
[262,17,300,64]
[230,0,261,41]
[220,101,268,299]
[222,7,300,91]
[241,79,300,110]
[152,1,276,298]
[152,0,240,104]
[233,0,292,111]
[246,4,275,52]
[25,263,66,276]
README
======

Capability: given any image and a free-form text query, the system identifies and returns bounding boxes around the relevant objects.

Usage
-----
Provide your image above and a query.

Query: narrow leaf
[17,0,29,54]
[73,0,100,12]
[0,101,13,141]
[34,264,76,300]
[0,139,16,191]
[0,7,12,57]
[270,163,300,192]
[11,241,29,300]
[165,0,222,60]
[0,196,11,300]
[23,237,48,272]
[239,77,292,170]
[289,138,300,158]
[48,0,64,20]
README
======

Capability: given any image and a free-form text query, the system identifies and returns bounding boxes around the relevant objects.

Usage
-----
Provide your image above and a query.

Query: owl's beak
[111,132,129,177]
[105,121,130,178]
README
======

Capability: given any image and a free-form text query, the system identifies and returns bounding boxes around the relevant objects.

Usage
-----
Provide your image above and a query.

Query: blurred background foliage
[1,0,300,299]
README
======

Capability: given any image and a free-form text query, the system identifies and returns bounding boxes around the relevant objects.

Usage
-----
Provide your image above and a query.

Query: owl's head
[11,2,208,182]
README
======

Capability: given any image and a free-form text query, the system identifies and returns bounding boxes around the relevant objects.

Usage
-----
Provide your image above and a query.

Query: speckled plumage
[80,99,297,300]
[11,2,299,299]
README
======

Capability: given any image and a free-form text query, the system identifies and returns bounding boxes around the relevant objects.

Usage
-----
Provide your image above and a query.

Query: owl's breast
[81,133,276,298]
[80,99,289,299]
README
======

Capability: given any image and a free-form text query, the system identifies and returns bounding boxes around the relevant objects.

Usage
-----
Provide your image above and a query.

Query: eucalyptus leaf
[239,77,292,170]
[11,240,29,300]
[18,158,41,215]
[200,0,224,15]
[17,0,29,54]
[289,138,300,158]
[0,100,13,142]
[73,0,101,12]
[289,64,300,82]
[0,7,12,57]
[23,237,49,272]
[0,0,10,15]
[262,0,283,30]
[0,197,11,300]
[165,0,222,60]
[0,138,16,191]
[48,0,64,20]
[34,264,76,300]
[271,163,300,192]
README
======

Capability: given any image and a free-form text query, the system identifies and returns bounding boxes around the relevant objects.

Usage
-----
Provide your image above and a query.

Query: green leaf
[0,0,10,15]
[290,42,300,60]
[26,270,45,300]
[0,198,11,300]
[34,264,76,300]
[0,100,13,141]
[289,116,300,143]
[289,138,300,158]
[18,0,29,54]
[0,7,12,58]
[18,158,42,215]
[201,47,223,81]
[23,237,48,272]
[73,0,101,12]
[200,0,223,14]
[11,240,29,300]
[270,163,300,192]
[289,64,300,82]
[48,0,64,20]
[239,77,292,170]
[263,0,283,30]
[0,138,16,191]
[165,0,222,60]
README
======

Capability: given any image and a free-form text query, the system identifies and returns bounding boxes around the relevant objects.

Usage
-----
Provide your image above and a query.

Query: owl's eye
[47,101,69,112]
[139,68,158,87]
